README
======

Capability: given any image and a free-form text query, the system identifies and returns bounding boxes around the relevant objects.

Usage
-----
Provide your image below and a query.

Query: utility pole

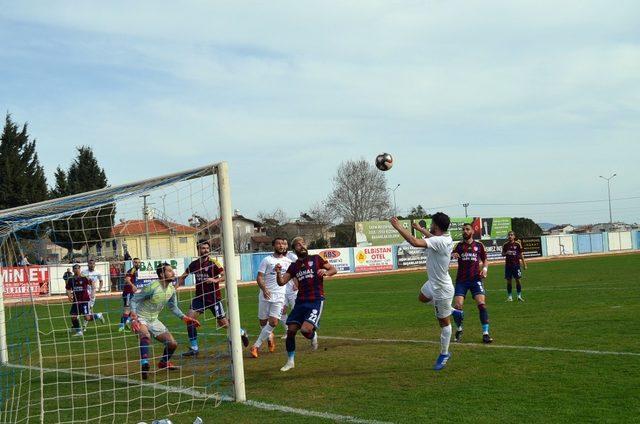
[462,202,470,218]
[599,173,617,227]
[391,184,400,217]
[140,194,151,259]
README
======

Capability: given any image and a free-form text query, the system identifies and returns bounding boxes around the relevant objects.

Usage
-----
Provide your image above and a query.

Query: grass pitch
[2,253,639,423]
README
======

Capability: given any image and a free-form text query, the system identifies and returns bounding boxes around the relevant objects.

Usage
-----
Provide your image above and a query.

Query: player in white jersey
[390,212,455,371]
[82,258,104,329]
[250,237,296,358]
[280,251,298,338]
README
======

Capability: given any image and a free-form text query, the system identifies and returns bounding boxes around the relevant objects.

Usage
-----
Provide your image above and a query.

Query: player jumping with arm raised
[275,237,337,372]
[451,223,493,344]
[129,262,200,380]
[392,213,455,371]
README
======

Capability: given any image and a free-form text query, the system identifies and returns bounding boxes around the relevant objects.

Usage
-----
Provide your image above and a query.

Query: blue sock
[285,334,296,360]
[140,336,151,364]
[516,282,522,296]
[452,309,464,329]
[187,323,198,350]
[482,324,490,334]
[140,358,149,365]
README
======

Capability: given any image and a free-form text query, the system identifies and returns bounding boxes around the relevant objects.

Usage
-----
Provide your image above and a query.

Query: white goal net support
[0,162,245,423]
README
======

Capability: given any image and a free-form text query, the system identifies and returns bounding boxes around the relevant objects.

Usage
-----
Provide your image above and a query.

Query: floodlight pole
[599,173,617,227]
[391,184,400,217]
[140,194,151,259]
[462,202,470,218]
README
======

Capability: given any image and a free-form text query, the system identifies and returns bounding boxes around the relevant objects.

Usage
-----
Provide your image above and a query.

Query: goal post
[0,161,247,423]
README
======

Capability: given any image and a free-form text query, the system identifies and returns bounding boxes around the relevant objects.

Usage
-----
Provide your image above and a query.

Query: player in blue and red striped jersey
[118,258,141,331]
[451,224,492,344]
[502,231,527,302]
[275,236,337,372]
[65,264,104,336]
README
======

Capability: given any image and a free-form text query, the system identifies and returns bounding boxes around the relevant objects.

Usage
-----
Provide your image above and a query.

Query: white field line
[320,336,640,357]
[4,363,393,424]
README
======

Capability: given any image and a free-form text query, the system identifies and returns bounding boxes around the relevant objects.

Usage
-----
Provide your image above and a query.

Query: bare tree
[326,159,392,223]
[257,208,290,238]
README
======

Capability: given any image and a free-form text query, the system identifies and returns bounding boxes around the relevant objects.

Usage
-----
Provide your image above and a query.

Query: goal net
[0,162,245,423]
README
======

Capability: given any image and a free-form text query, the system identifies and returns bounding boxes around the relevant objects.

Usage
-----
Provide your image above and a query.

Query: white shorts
[258,299,285,320]
[284,292,297,310]
[138,318,169,338]
[420,281,453,319]
[89,297,96,310]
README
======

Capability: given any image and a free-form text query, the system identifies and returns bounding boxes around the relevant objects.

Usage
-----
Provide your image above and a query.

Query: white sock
[254,324,274,348]
[440,324,452,355]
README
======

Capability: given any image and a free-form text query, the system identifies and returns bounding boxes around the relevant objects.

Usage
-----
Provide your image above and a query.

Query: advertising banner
[480,217,512,240]
[355,220,410,247]
[411,217,512,242]
[521,237,543,258]
[124,257,187,287]
[396,245,426,269]
[1,266,50,298]
[354,246,393,272]
[310,248,352,273]
[480,239,506,261]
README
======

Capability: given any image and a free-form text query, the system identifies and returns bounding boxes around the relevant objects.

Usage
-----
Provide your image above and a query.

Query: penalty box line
[321,336,640,357]
[3,363,393,424]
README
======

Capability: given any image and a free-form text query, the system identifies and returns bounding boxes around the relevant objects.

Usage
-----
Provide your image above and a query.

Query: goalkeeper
[129,262,200,380]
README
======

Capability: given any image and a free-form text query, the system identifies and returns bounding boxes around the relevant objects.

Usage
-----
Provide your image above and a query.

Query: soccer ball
[375,153,393,171]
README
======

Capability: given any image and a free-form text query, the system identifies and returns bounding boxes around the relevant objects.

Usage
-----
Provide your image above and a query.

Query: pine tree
[49,146,115,258]
[0,114,48,210]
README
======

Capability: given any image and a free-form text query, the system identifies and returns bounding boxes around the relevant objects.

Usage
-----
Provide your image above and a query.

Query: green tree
[49,146,114,258]
[511,217,543,238]
[0,114,48,210]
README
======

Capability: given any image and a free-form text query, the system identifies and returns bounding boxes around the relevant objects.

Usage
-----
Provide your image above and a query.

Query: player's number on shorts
[309,309,318,323]
[478,281,484,292]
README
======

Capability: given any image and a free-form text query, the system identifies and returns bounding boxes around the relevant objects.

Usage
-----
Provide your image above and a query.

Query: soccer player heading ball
[275,236,337,372]
[390,213,455,371]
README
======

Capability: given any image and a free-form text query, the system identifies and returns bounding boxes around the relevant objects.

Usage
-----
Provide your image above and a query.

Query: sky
[1,1,639,226]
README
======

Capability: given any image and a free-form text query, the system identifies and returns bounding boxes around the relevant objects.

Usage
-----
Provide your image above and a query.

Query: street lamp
[599,173,617,226]
[462,202,470,218]
[391,184,400,217]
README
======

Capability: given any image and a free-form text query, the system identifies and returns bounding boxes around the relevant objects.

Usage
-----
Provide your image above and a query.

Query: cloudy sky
[1,1,639,225]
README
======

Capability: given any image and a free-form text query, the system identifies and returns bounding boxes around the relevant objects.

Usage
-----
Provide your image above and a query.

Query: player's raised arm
[275,263,292,286]
[177,269,190,287]
[390,217,427,248]
[318,261,337,278]
[411,221,435,239]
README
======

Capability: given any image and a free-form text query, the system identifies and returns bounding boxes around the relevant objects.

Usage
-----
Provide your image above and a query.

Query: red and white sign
[1,266,50,298]
[310,248,352,273]
[354,246,393,272]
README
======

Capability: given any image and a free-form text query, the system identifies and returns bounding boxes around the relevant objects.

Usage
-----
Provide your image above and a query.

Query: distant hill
[537,222,557,231]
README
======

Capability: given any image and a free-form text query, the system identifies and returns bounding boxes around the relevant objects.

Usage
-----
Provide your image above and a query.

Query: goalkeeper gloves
[182,316,201,328]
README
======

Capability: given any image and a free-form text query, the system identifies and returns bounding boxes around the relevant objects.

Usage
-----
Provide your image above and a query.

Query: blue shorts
[286,300,324,329]
[70,302,89,316]
[505,266,522,280]
[454,280,486,298]
[122,293,132,307]
[191,295,225,319]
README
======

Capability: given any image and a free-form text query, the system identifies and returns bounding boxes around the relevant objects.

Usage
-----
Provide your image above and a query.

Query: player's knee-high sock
[506,281,513,296]
[71,317,80,331]
[161,342,176,363]
[119,313,129,326]
[440,325,452,355]
[285,334,296,361]
[139,336,151,365]
[477,303,489,334]
[452,309,464,329]
[516,281,522,296]
[187,322,198,350]
[254,324,274,348]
